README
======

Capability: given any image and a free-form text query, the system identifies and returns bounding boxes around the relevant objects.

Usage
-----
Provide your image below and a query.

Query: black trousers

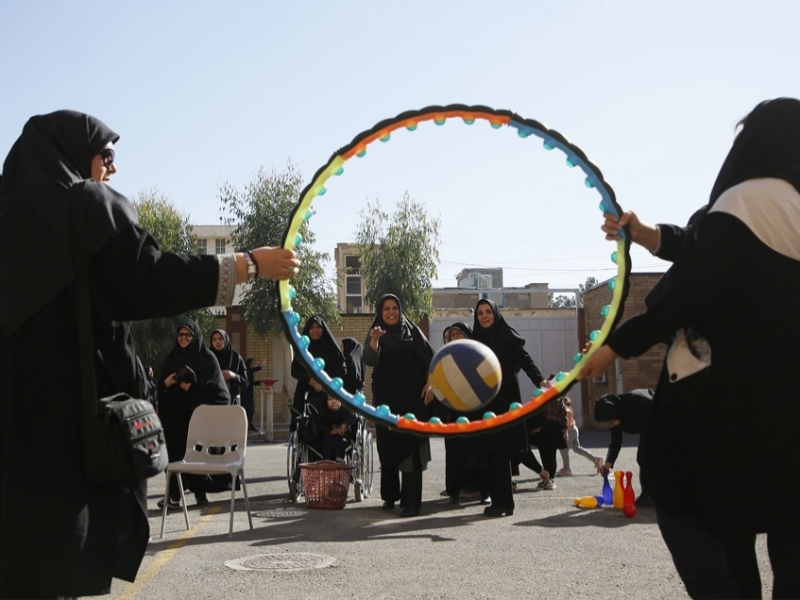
[487,452,514,511]
[656,506,800,599]
[381,453,423,509]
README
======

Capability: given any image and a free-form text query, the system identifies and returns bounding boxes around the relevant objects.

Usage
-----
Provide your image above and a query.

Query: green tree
[219,163,339,335]
[129,190,217,371]
[355,193,441,322]
[548,276,601,308]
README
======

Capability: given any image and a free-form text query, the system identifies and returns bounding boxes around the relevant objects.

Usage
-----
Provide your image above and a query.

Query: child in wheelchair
[291,395,357,462]
[316,396,357,461]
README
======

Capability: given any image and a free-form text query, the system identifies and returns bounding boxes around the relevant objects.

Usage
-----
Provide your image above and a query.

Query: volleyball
[428,339,502,413]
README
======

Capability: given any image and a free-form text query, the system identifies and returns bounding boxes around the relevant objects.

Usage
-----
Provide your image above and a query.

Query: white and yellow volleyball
[428,339,502,412]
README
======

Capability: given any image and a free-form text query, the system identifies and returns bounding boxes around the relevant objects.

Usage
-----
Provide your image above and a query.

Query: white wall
[429,315,582,422]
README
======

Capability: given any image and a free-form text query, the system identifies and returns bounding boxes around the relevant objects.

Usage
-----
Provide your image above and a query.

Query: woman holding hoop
[580,98,800,599]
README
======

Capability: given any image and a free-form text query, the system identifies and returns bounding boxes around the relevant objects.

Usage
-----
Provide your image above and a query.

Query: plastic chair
[160,405,253,538]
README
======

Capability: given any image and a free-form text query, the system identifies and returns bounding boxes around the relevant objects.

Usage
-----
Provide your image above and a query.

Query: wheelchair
[287,401,374,503]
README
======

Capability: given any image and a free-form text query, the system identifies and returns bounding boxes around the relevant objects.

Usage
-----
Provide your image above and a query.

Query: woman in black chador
[473,299,546,517]
[581,98,800,599]
[341,337,365,395]
[209,328,248,404]
[0,110,298,598]
[363,294,434,518]
[291,315,346,428]
[441,322,491,505]
[159,321,229,506]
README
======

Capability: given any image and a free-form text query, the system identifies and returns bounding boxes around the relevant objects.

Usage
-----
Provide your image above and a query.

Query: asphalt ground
[101,430,774,600]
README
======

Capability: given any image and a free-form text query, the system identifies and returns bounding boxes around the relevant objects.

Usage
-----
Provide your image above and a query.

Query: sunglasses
[99,147,115,168]
[177,332,194,339]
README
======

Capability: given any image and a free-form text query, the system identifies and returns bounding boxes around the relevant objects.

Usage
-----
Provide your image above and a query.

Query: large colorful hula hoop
[279,104,631,437]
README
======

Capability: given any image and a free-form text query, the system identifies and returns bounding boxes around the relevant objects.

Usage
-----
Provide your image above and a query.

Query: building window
[215,239,226,254]
[198,239,208,254]
[346,296,363,313]
[345,254,360,274]
[346,276,361,295]
[343,254,363,313]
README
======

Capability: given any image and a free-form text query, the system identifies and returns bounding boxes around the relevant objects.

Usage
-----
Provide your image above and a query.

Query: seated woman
[291,315,345,430]
[314,396,357,461]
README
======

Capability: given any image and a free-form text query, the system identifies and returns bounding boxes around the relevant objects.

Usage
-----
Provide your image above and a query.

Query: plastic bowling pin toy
[624,471,636,507]
[602,468,613,506]
[613,471,625,509]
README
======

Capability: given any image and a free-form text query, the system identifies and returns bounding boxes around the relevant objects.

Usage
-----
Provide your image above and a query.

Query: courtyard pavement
[103,430,774,600]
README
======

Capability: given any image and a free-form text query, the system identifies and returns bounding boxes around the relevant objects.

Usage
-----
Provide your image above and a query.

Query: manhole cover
[225,553,337,572]
[253,507,309,518]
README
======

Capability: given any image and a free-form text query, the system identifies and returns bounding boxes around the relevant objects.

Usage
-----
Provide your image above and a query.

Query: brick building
[582,273,666,404]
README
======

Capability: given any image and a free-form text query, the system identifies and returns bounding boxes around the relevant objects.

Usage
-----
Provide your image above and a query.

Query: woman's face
[381,299,400,326]
[211,332,226,351]
[90,141,117,182]
[476,303,495,329]
[177,328,194,349]
[449,328,466,342]
[308,322,324,341]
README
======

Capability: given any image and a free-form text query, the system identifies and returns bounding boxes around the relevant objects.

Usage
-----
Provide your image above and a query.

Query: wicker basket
[299,460,355,509]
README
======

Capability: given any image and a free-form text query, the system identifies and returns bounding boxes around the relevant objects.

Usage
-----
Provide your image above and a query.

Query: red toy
[623,503,637,518]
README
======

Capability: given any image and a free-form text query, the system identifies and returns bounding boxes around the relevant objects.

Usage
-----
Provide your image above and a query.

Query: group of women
[360,294,548,518]
[156,322,255,508]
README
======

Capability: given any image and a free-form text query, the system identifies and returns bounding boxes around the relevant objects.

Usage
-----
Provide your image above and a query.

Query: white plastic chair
[160,405,253,538]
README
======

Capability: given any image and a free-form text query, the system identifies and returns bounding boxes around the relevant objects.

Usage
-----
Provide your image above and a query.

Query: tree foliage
[129,190,217,372]
[549,276,601,308]
[219,163,339,335]
[355,193,441,322]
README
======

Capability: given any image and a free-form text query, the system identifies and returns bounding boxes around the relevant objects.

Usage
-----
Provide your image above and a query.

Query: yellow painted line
[115,505,224,600]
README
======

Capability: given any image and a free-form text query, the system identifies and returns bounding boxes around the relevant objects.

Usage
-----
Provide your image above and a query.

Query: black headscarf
[370,294,433,368]
[295,315,346,381]
[159,321,229,406]
[0,110,137,335]
[341,337,364,394]
[209,329,242,371]
[370,294,414,347]
[443,321,472,343]
[648,98,800,308]
[471,299,525,349]
[709,97,800,203]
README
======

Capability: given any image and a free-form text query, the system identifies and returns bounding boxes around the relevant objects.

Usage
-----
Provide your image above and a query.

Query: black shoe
[400,507,420,518]
[196,494,209,507]
[158,497,180,510]
[382,500,395,510]
[480,495,492,505]
[448,494,460,505]
[635,494,653,508]
[483,506,513,517]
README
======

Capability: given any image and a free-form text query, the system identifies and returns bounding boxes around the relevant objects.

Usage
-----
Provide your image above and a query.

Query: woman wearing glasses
[158,322,229,508]
[0,111,299,599]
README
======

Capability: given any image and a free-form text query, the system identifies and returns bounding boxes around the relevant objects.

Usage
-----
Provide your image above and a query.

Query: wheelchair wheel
[353,422,374,501]
[362,429,374,496]
[286,431,302,502]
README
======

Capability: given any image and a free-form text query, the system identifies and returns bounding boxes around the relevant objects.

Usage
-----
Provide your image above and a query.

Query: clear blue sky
[3,1,799,289]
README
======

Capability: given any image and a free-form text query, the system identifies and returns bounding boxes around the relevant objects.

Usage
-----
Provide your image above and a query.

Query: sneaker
[556,468,572,477]
[543,480,557,490]
[537,480,547,489]
[195,494,209,507]
[157,497,180,509]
